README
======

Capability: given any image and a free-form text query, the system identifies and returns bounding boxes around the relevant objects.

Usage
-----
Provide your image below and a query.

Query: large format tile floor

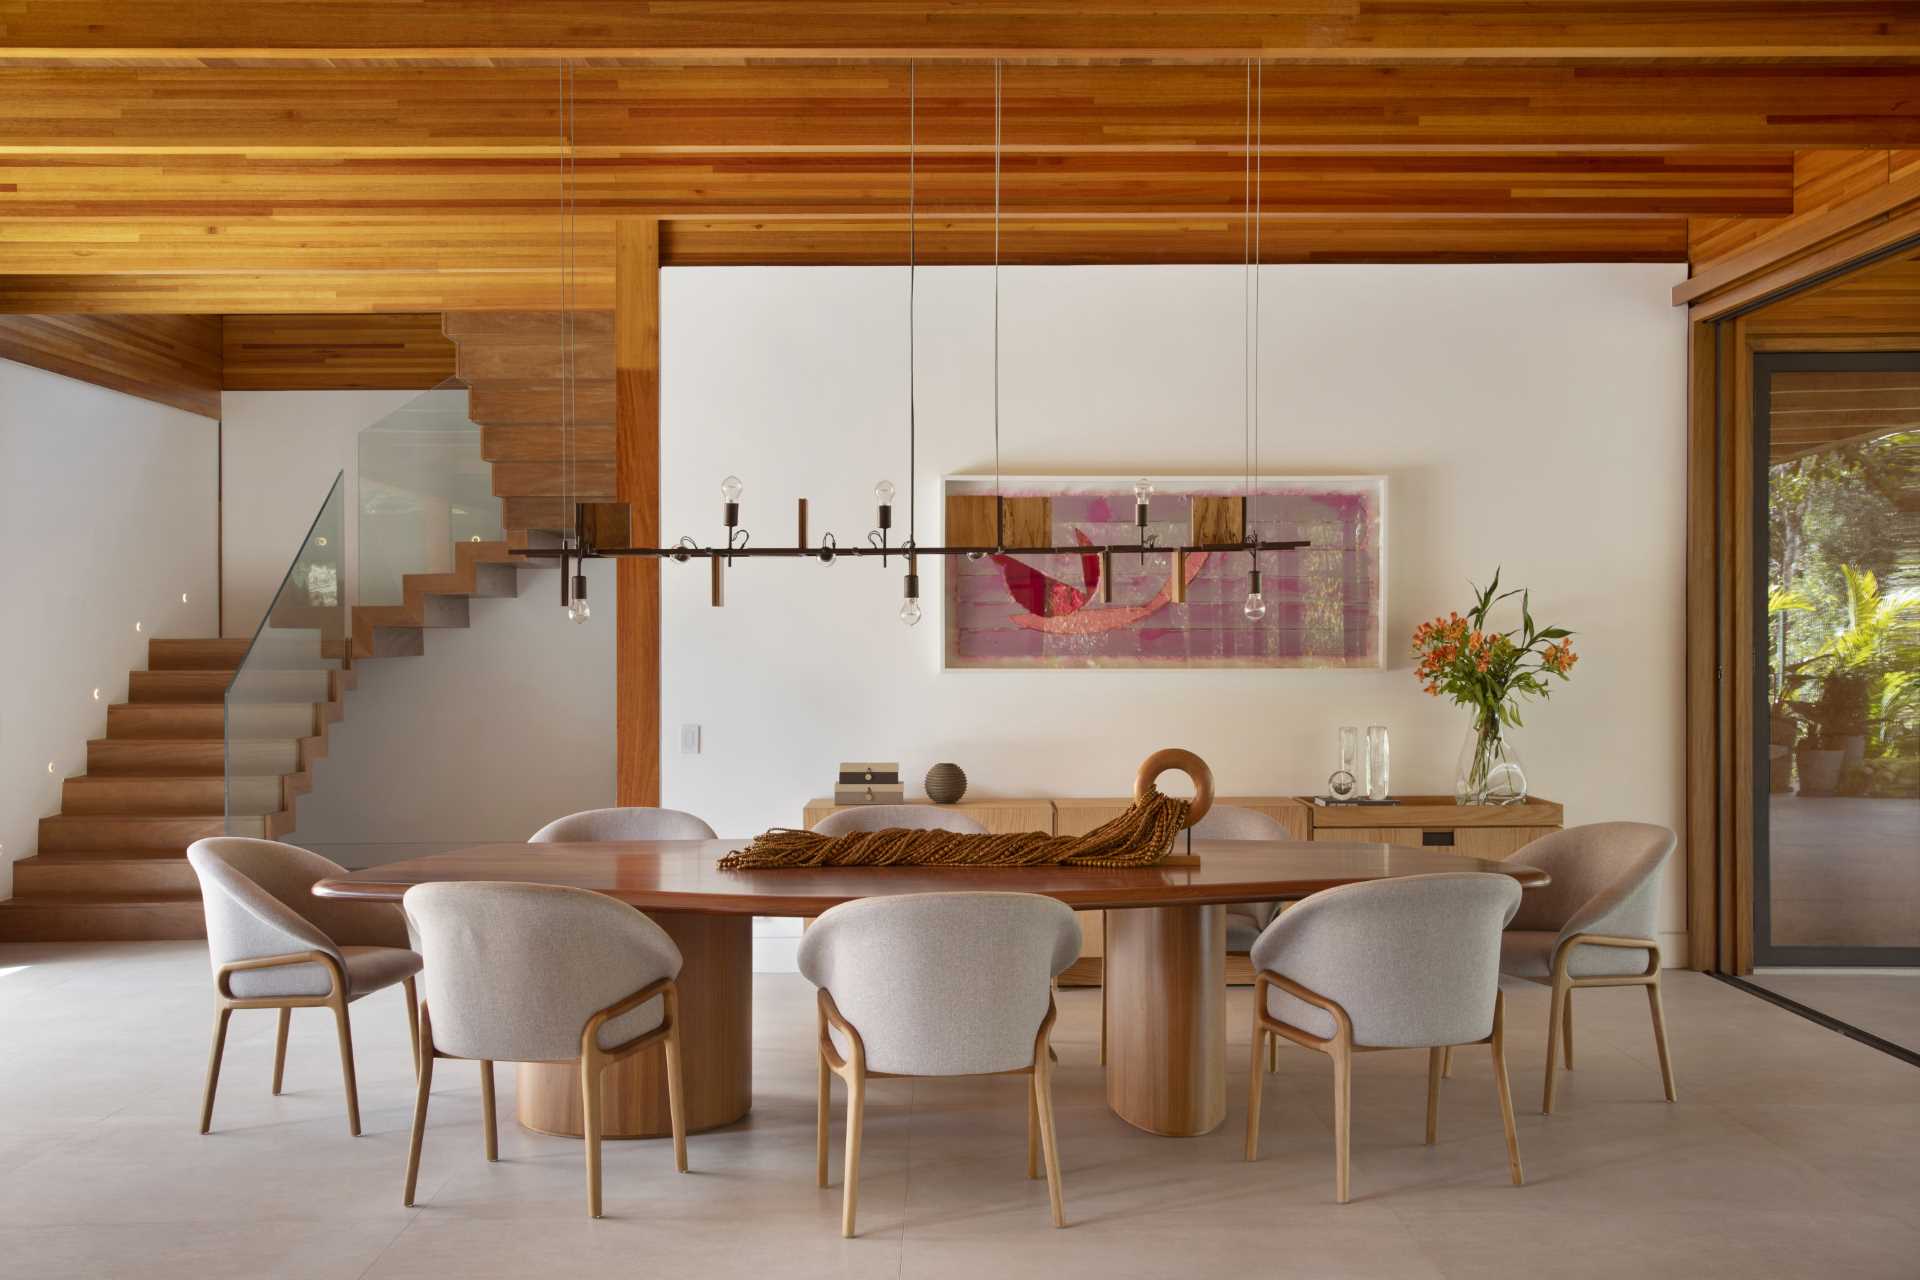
[1,942,1916,1279]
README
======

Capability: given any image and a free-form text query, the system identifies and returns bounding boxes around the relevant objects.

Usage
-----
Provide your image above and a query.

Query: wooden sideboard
[1301,795,1562,858]
[799,794,1560,986]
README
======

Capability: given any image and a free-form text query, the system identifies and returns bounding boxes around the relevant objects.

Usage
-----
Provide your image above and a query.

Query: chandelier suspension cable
[555,63,572,613]
[1253,58,1264,495]
[907,59,918,548]
[1242,57,1253,507]
[565,59,577,553]
[992,57,1003,551]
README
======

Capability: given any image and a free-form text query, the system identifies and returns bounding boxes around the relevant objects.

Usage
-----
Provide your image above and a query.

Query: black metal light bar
[519,539,1309,562]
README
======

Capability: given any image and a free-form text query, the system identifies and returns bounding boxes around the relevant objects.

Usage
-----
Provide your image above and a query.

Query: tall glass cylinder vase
[1365,725,1390,801]
[1455,710,1527,805]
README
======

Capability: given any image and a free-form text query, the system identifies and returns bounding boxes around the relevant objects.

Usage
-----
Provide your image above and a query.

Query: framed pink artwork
[941,475,1386,670]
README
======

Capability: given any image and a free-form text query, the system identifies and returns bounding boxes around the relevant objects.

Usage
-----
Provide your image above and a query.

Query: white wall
[220,389,420,635]
[288,558,617,869]
[0,360,219,897]
[659,264,1691,955]
[220,390,617,870]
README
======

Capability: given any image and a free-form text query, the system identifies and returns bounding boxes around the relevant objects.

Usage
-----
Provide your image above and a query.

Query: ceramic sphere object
[924,762,968,805]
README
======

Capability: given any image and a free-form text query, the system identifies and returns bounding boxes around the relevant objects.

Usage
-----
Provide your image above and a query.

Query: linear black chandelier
[542,59,1307,625]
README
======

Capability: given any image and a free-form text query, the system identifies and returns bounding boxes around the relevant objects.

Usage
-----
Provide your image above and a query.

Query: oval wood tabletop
[313,839,1548,916]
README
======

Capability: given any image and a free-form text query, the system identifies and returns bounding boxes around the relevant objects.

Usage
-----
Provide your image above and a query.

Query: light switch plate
[680,724,702,755]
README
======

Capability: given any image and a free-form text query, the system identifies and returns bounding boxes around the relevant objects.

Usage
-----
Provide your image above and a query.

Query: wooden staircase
[445,311,616,539]
[2,313,602,942]
[0,541,544,942]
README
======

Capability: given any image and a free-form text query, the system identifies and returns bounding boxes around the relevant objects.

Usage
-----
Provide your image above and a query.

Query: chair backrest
[1504,822,1674,942]
[798,892,1080,1076]
[812,805,989,837]
[1191,805,1291,841]
[403,881,683,1062]
[529,807,718,843]
[186,836,408,972]
[1250,873,1521,1049]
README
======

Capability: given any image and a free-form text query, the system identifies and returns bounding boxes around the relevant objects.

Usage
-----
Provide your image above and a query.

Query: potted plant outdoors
[1412,569,1578,806]
[1794,673,1865,796]
[1793,566,1919,795]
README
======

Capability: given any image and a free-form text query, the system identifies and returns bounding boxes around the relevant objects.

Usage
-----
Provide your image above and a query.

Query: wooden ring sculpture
[1134,748,1214,828]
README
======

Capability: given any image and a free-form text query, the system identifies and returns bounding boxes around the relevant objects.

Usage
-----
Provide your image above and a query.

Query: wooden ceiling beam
[0,213,1688,313]
[5,65,1918,152]
[4,2,1917,64]
[0,151,1794,219]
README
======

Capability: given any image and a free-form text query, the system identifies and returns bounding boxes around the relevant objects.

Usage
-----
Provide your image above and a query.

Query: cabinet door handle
[1421,830,1455,848]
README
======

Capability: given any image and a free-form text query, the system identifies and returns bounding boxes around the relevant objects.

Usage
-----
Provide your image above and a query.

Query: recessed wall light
[47,761,56,774]
[315,536,328,547]
[181,593,189,604]
[91,688,100,701]
[134,621,143,633]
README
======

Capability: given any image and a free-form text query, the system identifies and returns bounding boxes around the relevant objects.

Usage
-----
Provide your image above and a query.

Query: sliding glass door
[1753,352,1920,966]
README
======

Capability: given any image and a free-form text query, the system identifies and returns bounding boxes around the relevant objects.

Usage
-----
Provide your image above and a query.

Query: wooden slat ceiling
[0,23,1916,309]
[1770,370,1920,462]
[4,2,1917,64]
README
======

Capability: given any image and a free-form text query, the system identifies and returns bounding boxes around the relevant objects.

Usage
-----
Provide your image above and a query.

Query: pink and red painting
[942,476,1385,670]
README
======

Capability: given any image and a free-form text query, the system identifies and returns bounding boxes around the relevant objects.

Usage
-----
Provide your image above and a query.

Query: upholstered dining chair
[1245,872,1524,1204]
[186,837,422,1137]
[800,892,1080,1237]
[400,881,688,1218]
[811,805,989,836]
[1442,822,1678,1114]
[530,806,717,842]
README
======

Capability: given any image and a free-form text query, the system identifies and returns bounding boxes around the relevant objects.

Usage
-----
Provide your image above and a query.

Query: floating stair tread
[146,638,250,670]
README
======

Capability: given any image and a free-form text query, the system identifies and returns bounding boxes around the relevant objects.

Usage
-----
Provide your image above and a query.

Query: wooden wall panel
[1688,150,1897,271]
[0,314,220,416]
[614,218,661,808]
[6,3,1920,63]
[220,314,454,389]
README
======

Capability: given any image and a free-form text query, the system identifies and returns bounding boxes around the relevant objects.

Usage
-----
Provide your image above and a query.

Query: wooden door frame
[1683,232,1920,972]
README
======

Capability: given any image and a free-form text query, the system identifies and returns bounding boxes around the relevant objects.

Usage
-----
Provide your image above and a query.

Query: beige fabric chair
[529,806,717,842]
[400,881,689,1218]
[186,837,422,1137]
[1245,872,1524,1204]
[811,805,989,836]
[1485,821,1678,1114]
[1197,806,1297,952]
[799,892,1080,1236]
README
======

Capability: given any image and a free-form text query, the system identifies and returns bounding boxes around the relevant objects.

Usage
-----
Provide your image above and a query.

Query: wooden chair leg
[199,1005,233,1134]
[1542,976,1568,1115]
[403,977,420,1078]
[581,1057,605,1218]
[1331,1039,1353,1205]
[1442,1045,1453,1078]
[1490,992,1524,1186]
[1646,975,1678,1102]
[1425,1047,1443,1146]
[1245,1024,1266,1161]
[1099,915,1109,1067]
[479,1060,498,1162]
[840,1063,866,1238]
[329,996,361,1137]
[1033,1048,1066,1229]
[815,1048,831,1188]
[271,1007,291,1096]
[402,1009,435,1206]
[1026,1077,1040,1179]
[1562,988,1575,1069]
[663,1002,689,1173]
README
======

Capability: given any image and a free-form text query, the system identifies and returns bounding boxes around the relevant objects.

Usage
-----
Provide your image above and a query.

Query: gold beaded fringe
[718,788,1192,870]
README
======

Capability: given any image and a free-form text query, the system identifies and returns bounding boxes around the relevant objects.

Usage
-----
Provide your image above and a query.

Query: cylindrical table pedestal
[517,910,753,1138]
[1103,903,1227,1136]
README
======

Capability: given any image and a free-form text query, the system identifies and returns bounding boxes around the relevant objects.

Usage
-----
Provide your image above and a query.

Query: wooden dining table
[315,839,1548,1139]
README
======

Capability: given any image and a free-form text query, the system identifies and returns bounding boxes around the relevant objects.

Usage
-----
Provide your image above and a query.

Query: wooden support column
[615,218,662,806]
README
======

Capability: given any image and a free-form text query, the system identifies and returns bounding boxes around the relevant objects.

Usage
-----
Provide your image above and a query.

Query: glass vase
[1455,712,1527,806]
